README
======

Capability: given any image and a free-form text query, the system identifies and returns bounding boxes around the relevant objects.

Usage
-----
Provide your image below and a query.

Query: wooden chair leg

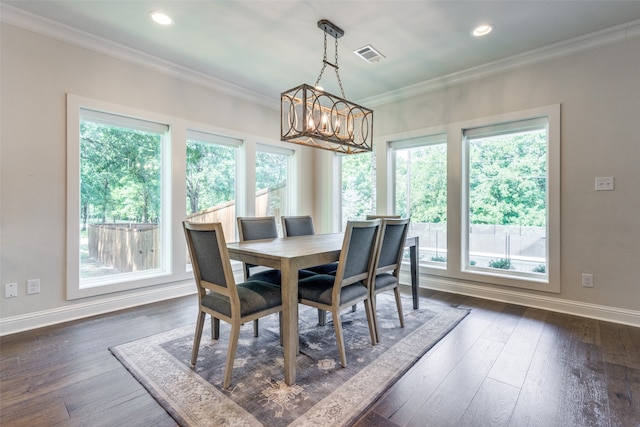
[192,311,206,366]
[364,298,377,346]
[371,294,380,344]
[318,309,326,326]
[253,319,259,337]
[212,317,220,340]
[393,287,405,328]
[333,309,347,368]
[279,312,283,346]
[223,322,242,389]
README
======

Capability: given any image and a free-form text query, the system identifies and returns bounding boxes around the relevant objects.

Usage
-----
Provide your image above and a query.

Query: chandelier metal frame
[280,19,373,154]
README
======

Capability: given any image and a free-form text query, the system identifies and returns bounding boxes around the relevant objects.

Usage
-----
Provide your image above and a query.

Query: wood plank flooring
[1,288,638,426]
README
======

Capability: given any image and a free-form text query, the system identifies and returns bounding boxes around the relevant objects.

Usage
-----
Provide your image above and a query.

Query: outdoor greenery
[468,131,547,227]
[488,258,512,269]
[395,143,447,223]
[186,140,235,214]
[256,150,289,216]
[82,122,292,229]
[341,152,375,224]
[80,121,161,230]
[83,120,547,274]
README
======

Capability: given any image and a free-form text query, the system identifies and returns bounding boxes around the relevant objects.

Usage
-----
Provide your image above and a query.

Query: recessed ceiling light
[472,24,494,37]
[150,11,173,26]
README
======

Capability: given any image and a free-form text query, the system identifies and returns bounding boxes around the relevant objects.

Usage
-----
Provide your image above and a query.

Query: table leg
[280,260,297,385]
[410,237,419,309]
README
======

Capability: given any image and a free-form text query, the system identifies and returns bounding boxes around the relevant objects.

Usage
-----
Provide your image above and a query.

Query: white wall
[370,36,640,318]
[2,22,639,333]
[0,23,315,331]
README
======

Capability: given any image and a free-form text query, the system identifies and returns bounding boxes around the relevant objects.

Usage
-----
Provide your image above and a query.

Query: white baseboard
[3,274,638,336]
[408,274,640,328]
[0,281,196,336]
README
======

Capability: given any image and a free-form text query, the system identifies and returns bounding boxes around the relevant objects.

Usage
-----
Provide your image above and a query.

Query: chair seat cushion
[202,281,282,317]
[248,268,317,284]
[306,262,338,275]
[374,272,399,292]
[298,274,368,306]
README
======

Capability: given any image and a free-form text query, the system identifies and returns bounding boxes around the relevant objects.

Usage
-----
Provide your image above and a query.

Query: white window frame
[337,150,376,230]
[67,94,183,299]
[389,133,448,269]
[459,105,560,291]
[380,104,560,293]
[254,143,296,232]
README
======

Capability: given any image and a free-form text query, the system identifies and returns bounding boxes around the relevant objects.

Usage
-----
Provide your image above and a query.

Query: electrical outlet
[595,177,614,191]
[27,279,41,295]
[5,283,18,298]
[582,273,594,288]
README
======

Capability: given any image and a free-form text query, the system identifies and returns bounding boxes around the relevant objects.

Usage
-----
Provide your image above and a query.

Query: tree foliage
[186,141,235,214]
[343,131,547,228]
[468,131,546,226]
[256,151,288,216]
[80,122,161,228]
[395,143,447,223]
[341,152,375,223]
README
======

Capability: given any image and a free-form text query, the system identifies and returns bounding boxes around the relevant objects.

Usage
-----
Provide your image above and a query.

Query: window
[67,95,303,299]
[255,144,293,232]
[185,130,240,241]
[67,98,172,299]
[463,118,549,279]
[340,151,375,229]
[382,104,559,291]
[390,134,447,267]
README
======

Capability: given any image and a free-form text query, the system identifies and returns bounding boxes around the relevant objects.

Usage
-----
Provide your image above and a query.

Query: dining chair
[282,215,341,326]
[237,216,282,285]
[366,214,401,220]
[281,215,338,274]
[369,217,411,343]
[183,221,283,389]
[297,219,382,367]
[238,216,317,281]
[281,215,315,237]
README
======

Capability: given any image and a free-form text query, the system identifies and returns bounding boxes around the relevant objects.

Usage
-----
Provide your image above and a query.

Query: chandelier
[281,20,373,154]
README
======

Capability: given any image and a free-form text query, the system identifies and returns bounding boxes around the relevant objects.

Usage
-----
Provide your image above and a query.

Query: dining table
[226,232,419,386]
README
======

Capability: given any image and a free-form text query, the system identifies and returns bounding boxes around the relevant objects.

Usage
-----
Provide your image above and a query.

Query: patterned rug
[111,293,468,426]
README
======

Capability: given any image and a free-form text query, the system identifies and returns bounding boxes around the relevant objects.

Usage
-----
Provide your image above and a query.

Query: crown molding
[0,3,279,110]
[360,19,640,107]
[3,4,639,110]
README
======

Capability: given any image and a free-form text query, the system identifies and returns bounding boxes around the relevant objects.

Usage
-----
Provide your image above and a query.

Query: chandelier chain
[334,36,346,98]
[314,32,346,99]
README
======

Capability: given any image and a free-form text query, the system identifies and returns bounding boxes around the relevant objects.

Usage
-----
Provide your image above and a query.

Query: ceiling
[4,1,640,105]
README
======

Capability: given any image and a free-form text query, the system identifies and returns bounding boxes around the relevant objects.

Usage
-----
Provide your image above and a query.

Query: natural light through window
[185,130,239,242]
[340,152,375,229]
[464,118,549,279]
[78,109,168,286]
[391,135,447,267]
[255,145,293,232]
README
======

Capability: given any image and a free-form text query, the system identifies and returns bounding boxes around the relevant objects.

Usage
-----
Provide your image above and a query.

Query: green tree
[341,152,374,223]
[80,121,162,225]
[468,132,546,226]
[395,143,447,223]
[186,141,235,214]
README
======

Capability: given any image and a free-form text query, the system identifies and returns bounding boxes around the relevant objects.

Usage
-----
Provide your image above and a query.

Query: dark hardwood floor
[1,287,638,426]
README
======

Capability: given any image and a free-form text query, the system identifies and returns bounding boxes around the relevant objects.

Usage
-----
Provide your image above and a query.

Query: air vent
[354,45,385,63]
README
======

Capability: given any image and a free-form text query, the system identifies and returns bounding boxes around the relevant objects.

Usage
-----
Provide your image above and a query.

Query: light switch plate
[5,283,18,298]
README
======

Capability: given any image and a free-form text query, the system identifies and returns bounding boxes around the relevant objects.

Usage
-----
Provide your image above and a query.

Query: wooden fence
[88,186,286,270]
[88,223,158,272]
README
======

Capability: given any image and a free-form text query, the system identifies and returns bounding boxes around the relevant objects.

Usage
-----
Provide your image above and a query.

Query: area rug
[110,294,468,426]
